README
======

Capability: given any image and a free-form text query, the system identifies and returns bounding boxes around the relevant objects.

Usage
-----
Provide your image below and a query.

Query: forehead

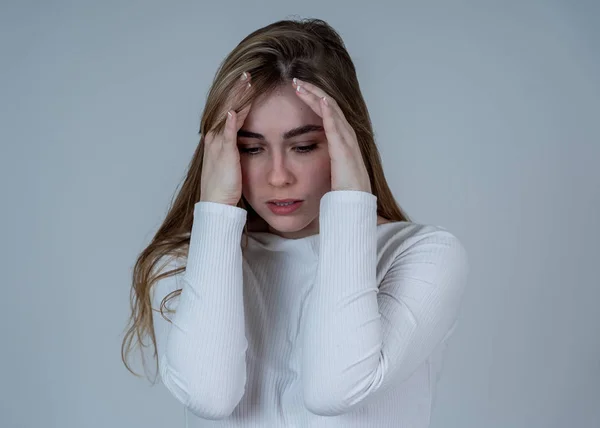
[243,84,322,132]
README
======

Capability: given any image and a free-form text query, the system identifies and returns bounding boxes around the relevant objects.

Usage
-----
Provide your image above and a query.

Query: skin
[238,82,389,239]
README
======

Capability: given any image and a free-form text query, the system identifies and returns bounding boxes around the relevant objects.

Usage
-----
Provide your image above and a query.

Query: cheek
[305,154,331,188]
[240,160,257,196]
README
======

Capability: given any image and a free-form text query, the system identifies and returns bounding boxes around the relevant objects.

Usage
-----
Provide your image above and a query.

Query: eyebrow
[237,124,325,141]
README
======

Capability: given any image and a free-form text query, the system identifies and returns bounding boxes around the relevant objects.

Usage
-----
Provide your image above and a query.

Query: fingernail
[296,85,306,94]
[247,82,251,89]
[227,111,233,119]
[241,72,248,81]
[293,77,298,86]
[321,96,328,106]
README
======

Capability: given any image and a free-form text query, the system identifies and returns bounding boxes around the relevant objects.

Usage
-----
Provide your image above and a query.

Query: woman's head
[122,18,410,378]
[198,18,410,237]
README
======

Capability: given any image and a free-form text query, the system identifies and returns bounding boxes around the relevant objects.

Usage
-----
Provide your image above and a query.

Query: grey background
[1,1,599,427]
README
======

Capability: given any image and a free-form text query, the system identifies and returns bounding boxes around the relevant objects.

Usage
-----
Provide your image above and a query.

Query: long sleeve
[150,201,249,420]
[301,190,470,416]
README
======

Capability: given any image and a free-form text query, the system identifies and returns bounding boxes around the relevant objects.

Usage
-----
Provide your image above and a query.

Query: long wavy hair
[121,17,412,379]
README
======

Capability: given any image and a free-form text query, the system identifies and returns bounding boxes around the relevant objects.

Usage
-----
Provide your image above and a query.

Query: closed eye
[294,144,318,154]
[239,144,318,156]
[239,147,261,155]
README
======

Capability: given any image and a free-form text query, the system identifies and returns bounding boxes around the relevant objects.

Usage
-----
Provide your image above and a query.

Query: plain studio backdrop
[1,1,598,427]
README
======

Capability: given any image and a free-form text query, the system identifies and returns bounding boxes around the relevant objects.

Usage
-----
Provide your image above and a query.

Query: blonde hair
[121,18,411,379]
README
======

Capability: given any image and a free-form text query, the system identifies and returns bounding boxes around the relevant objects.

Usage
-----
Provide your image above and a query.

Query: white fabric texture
[151,190,470,427]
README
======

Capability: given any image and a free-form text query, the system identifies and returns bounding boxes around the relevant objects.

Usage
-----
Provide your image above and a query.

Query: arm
[301,190,470,416]
[151,201,248,419]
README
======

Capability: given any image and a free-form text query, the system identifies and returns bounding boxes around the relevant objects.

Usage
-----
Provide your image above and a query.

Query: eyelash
[239,144,318,156]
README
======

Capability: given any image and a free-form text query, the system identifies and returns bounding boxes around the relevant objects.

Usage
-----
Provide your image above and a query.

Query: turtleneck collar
[243,231,320,258]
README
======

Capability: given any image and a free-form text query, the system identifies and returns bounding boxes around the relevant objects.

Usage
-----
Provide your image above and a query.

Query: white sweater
[151,190,469,427]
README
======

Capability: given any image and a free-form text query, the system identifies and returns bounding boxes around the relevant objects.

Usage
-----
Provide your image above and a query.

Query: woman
[122,18,469,427]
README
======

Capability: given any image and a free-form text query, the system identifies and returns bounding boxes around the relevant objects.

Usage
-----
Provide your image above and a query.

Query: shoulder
[378,221,466,250]
[375,221,469,282]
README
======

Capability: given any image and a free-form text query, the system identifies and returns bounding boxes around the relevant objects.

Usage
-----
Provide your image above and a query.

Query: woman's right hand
[200,72,252,206]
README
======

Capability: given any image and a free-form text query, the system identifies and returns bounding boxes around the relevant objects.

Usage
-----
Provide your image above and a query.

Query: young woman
[122,18,469,427]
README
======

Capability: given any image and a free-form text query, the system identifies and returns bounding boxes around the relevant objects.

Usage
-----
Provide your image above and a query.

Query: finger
[293,78,347,127]
[320,95,355,142]
[233,71,251,99]
[319,96,344,147]
[223,109,238,145]
[295,79,354,136]
[293,80,324,118]
[227,71,253,128]
[292,78,328,99]
[293,79,351,144]
[235,86,253,129]
[216,71,252,122]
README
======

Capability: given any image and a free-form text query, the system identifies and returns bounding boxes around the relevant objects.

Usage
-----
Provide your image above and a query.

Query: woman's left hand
[293,78,372,194]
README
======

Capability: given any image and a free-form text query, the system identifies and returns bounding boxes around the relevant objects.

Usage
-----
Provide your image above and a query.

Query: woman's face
[238,83,331,239]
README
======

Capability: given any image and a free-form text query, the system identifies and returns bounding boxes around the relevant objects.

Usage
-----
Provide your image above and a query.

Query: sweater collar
[243,231,320,257]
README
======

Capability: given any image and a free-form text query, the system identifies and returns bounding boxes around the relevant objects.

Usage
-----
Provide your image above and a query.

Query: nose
[267,153,294,187]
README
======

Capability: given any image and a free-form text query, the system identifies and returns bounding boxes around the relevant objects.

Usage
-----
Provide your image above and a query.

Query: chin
[265,215,308,232]
[261,211,317,236]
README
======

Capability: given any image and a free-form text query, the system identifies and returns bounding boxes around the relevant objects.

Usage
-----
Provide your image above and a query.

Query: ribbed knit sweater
[150,190,469,427]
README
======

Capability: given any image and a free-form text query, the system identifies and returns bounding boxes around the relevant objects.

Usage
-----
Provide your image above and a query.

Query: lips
[268,199,302,204]
[267,200,303,214]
